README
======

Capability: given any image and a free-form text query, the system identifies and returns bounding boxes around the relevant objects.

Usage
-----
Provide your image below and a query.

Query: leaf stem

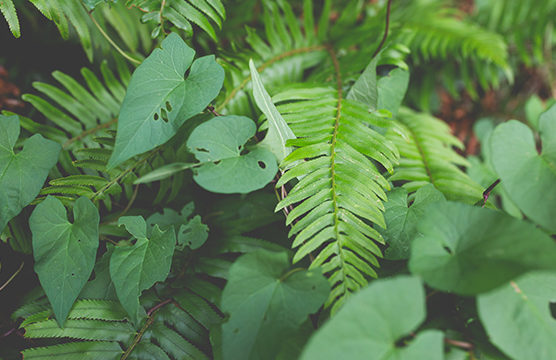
[372,0,393,59]
[63,118,117,149]
[0,261,24,292]
[88,11,141,65]
[482,178,500,207]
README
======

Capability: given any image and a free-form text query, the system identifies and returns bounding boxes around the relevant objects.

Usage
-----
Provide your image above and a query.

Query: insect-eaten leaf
[0,114,61,232]
[109,216,176,325]
[30,196,100,327]
[108,32,224,169]
[187,115,278,194]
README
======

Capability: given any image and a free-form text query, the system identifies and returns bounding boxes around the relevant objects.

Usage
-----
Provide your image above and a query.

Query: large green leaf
[29,196,100,327]
[220,250,329,360]
[346,56,378,110]
[478,272,556,360]
[249,59,295,163]
[409,202,556,295]
[300,276,443,360]
[108,32,224,168]
[491,110,556,233]
[109,216,175,324]
[382,184,445,260]
[187,115,278,193]
[0,114,61,232]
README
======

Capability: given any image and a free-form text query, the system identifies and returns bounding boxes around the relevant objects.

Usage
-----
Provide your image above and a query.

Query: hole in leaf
[258,161,266,169]
[214,160,221,165]
[153,113,159,121]
[240,149,250,155]
[71,273,75,276]
[238,146,242,150]
[196,148,209,153]
[160,108,169,123]
[443,246,453,254]
[165,101,172,112]
[550,302,556,320]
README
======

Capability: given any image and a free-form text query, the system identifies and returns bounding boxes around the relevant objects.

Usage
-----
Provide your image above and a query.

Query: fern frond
[22,342,123,360]
[127,0,225,40]
[0,0,19,37]
[273,86,398,313]
[386,107,484,203]
[24,319,134,342]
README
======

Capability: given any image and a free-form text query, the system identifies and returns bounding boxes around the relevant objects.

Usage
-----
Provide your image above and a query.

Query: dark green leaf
[409,202,556,294]
[0,114,61,232]
[221,250,329,360]
[29,196,100,327]
[109,216,175,324]
[108,33,224,168]
[301,276,443,360]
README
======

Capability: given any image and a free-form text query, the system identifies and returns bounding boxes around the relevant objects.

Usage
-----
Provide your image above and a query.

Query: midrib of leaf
[510,281,556,335]
[326,45,348,302]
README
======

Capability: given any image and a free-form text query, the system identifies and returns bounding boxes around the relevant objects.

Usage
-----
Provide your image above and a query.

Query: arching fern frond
[386,107,484,203]
[273,86,399,314]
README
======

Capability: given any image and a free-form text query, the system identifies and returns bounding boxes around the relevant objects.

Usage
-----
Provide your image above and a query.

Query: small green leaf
[108,33,224,168]
[29,196,100,327]
[301,276,443,360]
[0,114,61,232]
[409,202,556,295]
[383,185,445,260]
[346,56,378,110]
[221,250,329,360]
[249,59,296,163]
[0,0,20,37]
[478,272,556,360]
[187,115,278,193]
[177,215,208,250]
[491,108,556,233]
[109,216,175,325]
[377,68,409,117]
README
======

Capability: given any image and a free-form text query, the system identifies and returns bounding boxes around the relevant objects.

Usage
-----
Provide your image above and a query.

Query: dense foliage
[1,0,556,359]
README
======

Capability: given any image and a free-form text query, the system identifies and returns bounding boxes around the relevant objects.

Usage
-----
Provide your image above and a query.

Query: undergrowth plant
[1,0,556,359]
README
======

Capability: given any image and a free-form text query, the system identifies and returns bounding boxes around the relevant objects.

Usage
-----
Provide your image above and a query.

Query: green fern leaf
[24,319,134,342]
[22,341,123,360]
[0,0,20,37]
[386,107,484,203]
[274,86,398,313]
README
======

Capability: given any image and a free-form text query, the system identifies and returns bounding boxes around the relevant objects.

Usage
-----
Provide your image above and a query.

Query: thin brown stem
[372,0,393,59]
[445,338,474,351]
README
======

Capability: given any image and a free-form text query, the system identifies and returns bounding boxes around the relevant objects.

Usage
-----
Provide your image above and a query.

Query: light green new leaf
[383,184,445,260]
[409,202,556,295]
[249,59,295,163]
[221,250,329,360]
[491,108,556,233]
[301,276,443,360]
[109,216,175,324]
[346,56,378,110]
[29,196,100,327]
[0,114,61,232]
[377,68,409,117]
[108,33,224,168]
[134,162,195,184]
[187,115,278,193]
[478,272,556,360]
[0,0,20,37]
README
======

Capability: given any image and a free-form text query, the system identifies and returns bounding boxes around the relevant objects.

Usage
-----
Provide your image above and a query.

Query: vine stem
[482,178,500,207]
[0,261,24,292]
[88,11,141,65]
[372,0,393,59]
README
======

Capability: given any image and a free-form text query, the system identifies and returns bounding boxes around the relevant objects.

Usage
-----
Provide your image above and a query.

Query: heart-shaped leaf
[30,196,100,327]
[108,33,224,168]
[478,272,556,360]
[109,216,175,324]
[187,115,278,193]
[301,276,443,360]
[491,108,556,232]
[220,250,329,360]
[0,114,61,232]
[409,202,556,294]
